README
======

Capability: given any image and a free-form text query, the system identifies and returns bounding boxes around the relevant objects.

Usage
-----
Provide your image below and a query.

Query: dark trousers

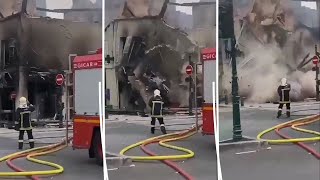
[18,130,34,149]
[151,117,165,127]
[278,103,290,111]
[151,117,166,134]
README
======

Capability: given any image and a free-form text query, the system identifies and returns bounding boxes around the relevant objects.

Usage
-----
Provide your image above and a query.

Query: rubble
[221,0,319,103]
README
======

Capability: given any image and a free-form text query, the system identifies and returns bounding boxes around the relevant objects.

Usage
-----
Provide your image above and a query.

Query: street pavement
[106,115,216,180]
[219,102,320,180]
[0,128,103,180]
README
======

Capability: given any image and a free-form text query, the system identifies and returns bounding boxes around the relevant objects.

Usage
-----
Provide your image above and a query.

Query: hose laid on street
[141,139,195,180]
[257,115,320,144]
[120,125,202,180]
[6,153,41,180]
[275,123,320,159]
[0,138,71,177]
[257,115,320,158]
[120,125,198,161]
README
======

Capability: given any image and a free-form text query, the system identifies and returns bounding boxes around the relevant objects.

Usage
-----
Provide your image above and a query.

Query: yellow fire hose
[0,138,70,177]
[257,115,320,144]
[120,125,199,161]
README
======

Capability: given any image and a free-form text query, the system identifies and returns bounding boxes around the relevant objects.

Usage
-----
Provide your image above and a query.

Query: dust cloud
[222,0,319,103]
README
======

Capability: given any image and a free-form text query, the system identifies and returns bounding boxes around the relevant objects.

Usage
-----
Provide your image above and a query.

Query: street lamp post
[315,45,320,101]
[230,38,242,141]
[188,55,194,116]
[220,0,244,142]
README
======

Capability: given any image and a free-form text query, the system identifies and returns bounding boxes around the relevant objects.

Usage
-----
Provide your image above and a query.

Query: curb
[106,151,132,168]
[220,137,269,151]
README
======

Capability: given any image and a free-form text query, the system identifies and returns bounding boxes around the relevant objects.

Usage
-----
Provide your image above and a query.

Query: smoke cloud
[222,0,319,103]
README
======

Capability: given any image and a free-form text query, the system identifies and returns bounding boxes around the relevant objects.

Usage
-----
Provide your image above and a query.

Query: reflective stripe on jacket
[16,106,35,130]
[149,96,164,118]
[277,84,291,103]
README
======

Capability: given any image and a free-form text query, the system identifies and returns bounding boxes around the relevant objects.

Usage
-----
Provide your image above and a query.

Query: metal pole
[12,98,15,128]
[315,45,319,101]
[194,61,198,131]
[231,37,242,141]
[65,72,69,145]
[188,55,194,116]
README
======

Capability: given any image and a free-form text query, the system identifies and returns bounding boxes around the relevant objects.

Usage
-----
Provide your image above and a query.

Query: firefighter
[277,78,291,118]
[15,97,35,149]
[148,89,166,134]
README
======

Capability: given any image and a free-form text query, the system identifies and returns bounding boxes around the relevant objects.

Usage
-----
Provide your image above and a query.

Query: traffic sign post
[315,45,319,101]
[56,74,65,86]
[55,74,64,128]
[187,56,194,116]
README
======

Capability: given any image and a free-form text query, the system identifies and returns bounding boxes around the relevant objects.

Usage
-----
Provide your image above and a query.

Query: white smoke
[222,0,319,103]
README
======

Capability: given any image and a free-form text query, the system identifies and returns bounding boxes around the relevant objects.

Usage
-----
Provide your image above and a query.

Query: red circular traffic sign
[313,55,319,65]
[56,74,64,86]
[10,91,16,100]
[186,65,193,75]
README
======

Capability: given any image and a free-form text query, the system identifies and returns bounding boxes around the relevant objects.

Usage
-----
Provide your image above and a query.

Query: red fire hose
[6,153,41,180]
[141,140,195,180]
[275,124,320,159]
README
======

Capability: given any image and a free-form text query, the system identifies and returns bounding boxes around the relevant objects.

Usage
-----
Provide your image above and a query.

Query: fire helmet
[154,89,161,97]
[281,78,287,86]
[19,97,27,107]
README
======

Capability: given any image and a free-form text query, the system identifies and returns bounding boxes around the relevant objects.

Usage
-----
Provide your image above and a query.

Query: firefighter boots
[18,142,23,150]
[160,126,167,134]
[277,110,282,118]
[30,142,35,149]
[151,127,155,134]
[286,111,290,118]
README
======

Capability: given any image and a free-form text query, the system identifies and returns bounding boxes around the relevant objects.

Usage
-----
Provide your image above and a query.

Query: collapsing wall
[221,0,319,103]
[106,18,198,110]
[105,0,216,111]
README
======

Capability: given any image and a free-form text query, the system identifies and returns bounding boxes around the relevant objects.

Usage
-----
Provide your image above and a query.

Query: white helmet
[281,78,287,86]
[19,97,27,108]
[154,89,161,97]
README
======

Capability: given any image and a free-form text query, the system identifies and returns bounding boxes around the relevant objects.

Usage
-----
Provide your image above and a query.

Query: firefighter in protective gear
[148,89,166,134]
[15,97,35,149]
[277,78,291,118]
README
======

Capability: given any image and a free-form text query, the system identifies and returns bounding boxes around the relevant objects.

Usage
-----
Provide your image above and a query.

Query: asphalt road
[106,115,217,180]
[0,128,103,180]
[219,102,320,180]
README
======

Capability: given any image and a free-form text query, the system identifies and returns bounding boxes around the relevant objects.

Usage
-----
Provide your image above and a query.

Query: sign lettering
[73,60,102,70]
[202,52,216,61]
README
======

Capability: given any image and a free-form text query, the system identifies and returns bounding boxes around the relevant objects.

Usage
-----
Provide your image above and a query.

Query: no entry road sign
[186,65,193,75]
[56,74,64,86]
[313,55,319,65]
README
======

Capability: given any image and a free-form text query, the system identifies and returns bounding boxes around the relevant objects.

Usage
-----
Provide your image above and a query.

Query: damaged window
[33,0,102,23]
[0,0,102,23]
[0,0,24,18]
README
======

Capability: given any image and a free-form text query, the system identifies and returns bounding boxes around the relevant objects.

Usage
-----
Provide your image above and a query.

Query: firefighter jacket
[16,105,35,130]
[148,95,164,118]
[277,84,291,103]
